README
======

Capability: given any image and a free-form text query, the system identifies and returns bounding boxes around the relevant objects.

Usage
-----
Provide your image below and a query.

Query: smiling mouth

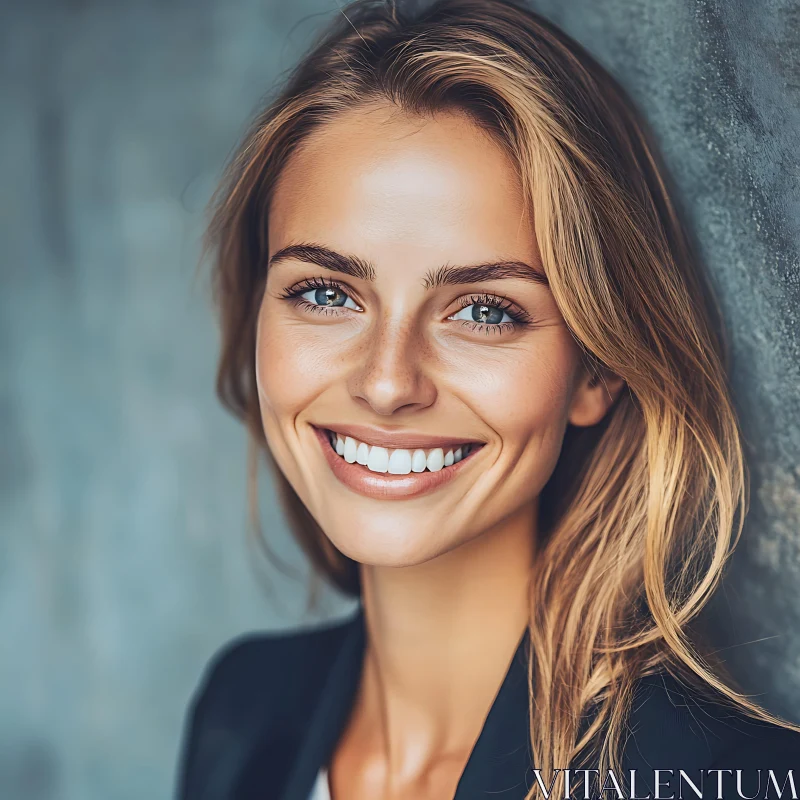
[325,429,478,475]
[312,425,484,499]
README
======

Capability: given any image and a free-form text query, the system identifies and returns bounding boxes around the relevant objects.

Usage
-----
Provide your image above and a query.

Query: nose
[347,318,437,416]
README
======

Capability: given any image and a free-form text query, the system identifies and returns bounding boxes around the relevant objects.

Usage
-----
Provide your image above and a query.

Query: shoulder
[175,611,359,799]
[625,670,800,772]
[185,612,356,723]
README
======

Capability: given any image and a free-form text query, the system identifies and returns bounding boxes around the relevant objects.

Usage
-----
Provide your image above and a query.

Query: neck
[354,502,536,771]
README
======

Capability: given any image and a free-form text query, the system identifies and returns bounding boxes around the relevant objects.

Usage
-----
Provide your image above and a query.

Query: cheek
[255,303,350,419]
[443,331,579,445]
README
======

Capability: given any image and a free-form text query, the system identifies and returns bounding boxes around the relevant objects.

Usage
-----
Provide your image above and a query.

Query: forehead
[268,103,537,270]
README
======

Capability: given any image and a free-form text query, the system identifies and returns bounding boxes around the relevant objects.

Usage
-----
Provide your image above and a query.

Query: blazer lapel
[455,630,534,799]
[277,610,367,800]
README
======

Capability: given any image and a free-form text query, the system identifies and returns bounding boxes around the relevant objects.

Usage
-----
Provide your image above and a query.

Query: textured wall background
[528,0,800,716]
[1,1,797,799]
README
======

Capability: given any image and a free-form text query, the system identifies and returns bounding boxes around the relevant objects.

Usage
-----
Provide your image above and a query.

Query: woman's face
[257,103,617,567]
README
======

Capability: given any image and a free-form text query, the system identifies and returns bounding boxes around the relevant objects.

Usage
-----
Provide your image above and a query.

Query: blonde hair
[206,0,799,794]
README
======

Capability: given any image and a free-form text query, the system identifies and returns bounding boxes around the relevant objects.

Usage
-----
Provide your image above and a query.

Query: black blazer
[176,607,800,800]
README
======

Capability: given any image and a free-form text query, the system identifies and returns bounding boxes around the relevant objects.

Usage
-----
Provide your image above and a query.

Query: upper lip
[315,423,484,450]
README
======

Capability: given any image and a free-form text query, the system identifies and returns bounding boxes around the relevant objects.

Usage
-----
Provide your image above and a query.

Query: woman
[176,1,800,798]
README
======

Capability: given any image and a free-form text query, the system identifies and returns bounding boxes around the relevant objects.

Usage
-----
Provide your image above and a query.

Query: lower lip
[313,427,482,500]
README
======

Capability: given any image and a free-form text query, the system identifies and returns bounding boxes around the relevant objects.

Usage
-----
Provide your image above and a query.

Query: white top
[308,767,331,800]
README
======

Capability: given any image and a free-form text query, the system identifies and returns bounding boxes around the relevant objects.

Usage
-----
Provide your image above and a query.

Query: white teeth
[388,449,412,475]
[426,448,444,472]
[328,432,476,474]
[366,446,389,473]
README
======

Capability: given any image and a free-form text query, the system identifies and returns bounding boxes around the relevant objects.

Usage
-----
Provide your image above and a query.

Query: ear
[567,364,626,427]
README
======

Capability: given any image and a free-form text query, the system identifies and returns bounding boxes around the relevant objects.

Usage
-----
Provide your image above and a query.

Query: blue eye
[300,286,360,310]
[451,303,513,325]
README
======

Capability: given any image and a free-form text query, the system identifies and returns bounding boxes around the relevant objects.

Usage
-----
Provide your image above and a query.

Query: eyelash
[279,277,360,316]
[280,279,532,333]
[453,293,532,335]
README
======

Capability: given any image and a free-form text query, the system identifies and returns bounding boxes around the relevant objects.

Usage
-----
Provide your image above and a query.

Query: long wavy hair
[205,0,798,795]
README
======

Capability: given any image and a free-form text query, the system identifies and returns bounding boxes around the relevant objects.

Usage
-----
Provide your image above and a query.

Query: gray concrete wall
[528,0,800,717]
[1,2,797,799]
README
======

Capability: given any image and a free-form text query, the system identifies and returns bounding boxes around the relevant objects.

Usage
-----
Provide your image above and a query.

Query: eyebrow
[268,243,549,288]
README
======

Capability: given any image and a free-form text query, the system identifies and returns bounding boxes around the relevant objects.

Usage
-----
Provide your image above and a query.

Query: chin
[316,511,463,568]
